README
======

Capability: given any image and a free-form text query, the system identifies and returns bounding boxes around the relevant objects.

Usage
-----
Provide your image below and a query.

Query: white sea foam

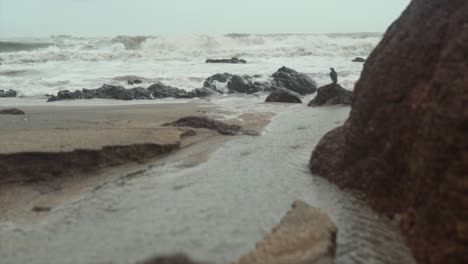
[0,33,380,97]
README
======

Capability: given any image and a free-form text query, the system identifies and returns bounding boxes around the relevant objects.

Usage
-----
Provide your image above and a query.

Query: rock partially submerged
[308,84,352,106]
[272,66,317,95]
[128,79,143,85]
[310,1,468,263]
[163,116,260,136]
[352,57,366,62]
[235,200,337,264]
[148,83,191,99]
[0,89,17,98]
[265,89,302,103]
[0,108,25,115]
[205,57,247,64]
[47,84,153,101]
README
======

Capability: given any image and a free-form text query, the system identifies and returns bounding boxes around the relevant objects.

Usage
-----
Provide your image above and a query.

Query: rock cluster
[309,1,468,263]
[0,89,17,97]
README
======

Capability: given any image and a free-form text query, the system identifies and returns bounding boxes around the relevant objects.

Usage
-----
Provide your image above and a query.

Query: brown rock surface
[235,200,337,264]
[309,1,468,263]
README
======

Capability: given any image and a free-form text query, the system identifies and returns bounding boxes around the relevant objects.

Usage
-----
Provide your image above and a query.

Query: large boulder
[205,57,247,64]
[308,84,352,106]
[235,200,337,264]
[147,83,190,99]
[272,67,317,95]
[265,89,302,103]
[0,89,17,98]
[309,1,468,263]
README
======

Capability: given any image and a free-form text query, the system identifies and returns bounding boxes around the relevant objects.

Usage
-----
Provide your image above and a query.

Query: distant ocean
[0,33,381,98]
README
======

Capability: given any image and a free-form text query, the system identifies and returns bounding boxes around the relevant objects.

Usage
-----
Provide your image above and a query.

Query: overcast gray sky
[0,0,410,37]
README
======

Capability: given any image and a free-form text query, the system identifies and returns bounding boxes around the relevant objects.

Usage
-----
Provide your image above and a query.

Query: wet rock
[0,89,17,98]
[137,254,206,264]
[32,205,51,212]
[187,87,218,98]
[148,83,191,99]
[47,85,140,101]
[0,108,25,115]
[272,66,317,95]
[352,57,366,62]
[308,84,352,106]
[163,116,260,136]
[265,89,302,103]
[203,73,269,94]
[235,200,337,264]
[205,57,247,64]
[128,87,153,100]
[309,1,468,263]
[227,75,263,94]
[128,79,143,85]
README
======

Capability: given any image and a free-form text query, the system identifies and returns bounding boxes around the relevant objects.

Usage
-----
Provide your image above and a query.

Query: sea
[0,33,380,101]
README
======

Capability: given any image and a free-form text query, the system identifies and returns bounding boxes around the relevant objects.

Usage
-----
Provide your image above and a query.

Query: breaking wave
[0,33,381,64]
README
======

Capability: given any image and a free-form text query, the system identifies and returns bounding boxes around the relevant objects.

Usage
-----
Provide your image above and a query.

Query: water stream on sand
[0,103,416,264]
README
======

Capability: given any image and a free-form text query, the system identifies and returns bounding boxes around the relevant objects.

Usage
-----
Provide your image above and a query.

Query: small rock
[32,206,51,212]
[163,116,259,136]
[205,57,247,64]
[265,89,302,103]
[0,108,25,115]
[352,57,366,62]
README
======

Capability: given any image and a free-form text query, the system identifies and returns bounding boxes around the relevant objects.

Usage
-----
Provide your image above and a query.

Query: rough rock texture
[272,67,317,95]
[163,116,260,136]
[148,83,191,99]
[235,200,337,264]
[47,84,154,101]
[0,89,17,97]
[352,57,366,62]
[0,108,25,115]
[205,57,247,64]
[265,89,302,103]
[307,84,352,106]
[309,1,468,263]
[227,75,264,94]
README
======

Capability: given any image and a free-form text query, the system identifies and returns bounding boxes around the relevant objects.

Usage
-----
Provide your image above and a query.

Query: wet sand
[0,102,273,223]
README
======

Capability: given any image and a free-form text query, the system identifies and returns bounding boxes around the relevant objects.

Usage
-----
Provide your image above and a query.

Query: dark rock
[138,254,206,264]
[187,87,217,98]
[308,84,352,106]
[203,73,233,91]
[0,89,17,98]
[0,108,25,115]
[128,79,143,85]
[272,67,317,95]
[227,75,263,94]
[128,87,152,99]
[32,206,51,212]
[205,57,247,64]
[163,116,260,136]
[309,1,468,263]
[265,89,302,103]
[352,57,366,62]
[147,83,190,99]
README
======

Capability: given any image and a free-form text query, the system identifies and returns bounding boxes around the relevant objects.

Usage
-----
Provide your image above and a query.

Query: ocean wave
[0,41,54,53]
[0,33,381,64]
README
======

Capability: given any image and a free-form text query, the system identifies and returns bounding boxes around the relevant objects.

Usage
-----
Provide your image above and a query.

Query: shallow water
[0,102,415,264]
